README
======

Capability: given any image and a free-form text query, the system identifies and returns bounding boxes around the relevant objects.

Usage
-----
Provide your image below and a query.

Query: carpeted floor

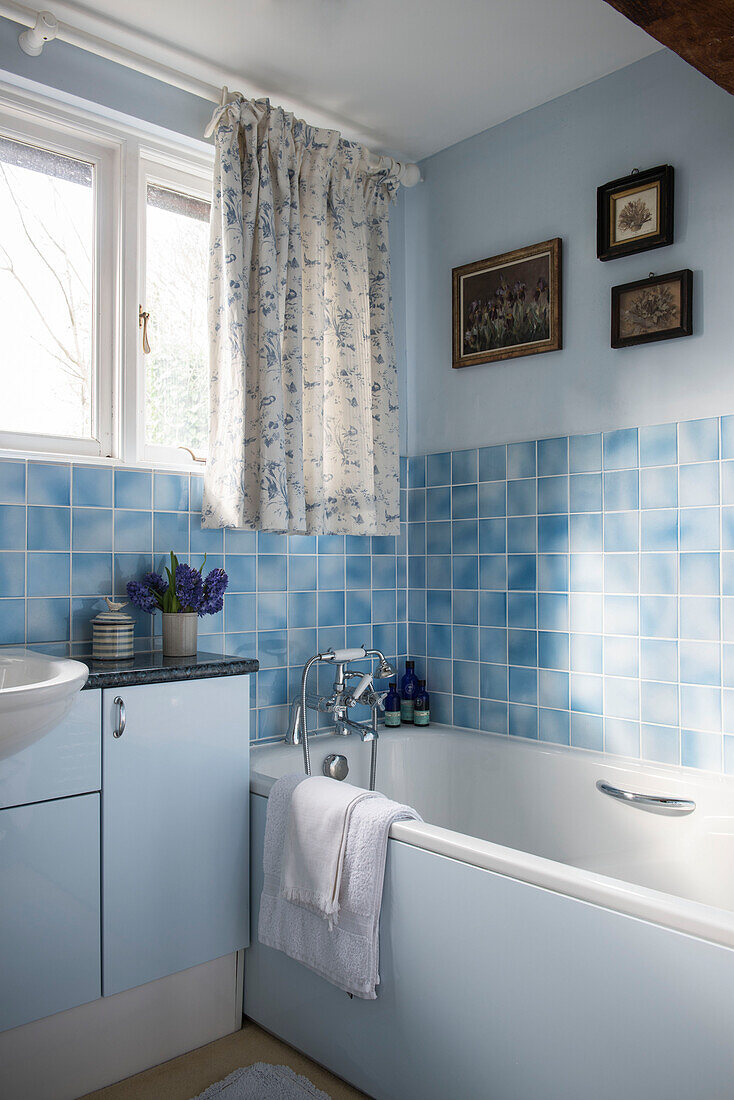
[80,1020,369,1100]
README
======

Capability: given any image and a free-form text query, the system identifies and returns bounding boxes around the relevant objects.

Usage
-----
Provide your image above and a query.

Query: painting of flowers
[452,238,562,367]
[612,269,692,349]
[597,165,674,261]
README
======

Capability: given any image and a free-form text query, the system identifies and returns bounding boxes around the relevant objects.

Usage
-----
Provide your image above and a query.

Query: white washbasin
[0,649,89,760]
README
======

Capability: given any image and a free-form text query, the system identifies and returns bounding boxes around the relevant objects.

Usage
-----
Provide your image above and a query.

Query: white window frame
[0,95,119,458]
[0,80,214,469]
[136,147,213,468]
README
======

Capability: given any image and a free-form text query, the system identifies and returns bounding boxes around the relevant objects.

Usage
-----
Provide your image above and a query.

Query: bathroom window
[142,174,211,465]
[0,113,117,457]
[0,85,213,466]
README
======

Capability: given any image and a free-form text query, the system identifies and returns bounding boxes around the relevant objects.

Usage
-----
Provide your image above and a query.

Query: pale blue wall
[403,50,734,456]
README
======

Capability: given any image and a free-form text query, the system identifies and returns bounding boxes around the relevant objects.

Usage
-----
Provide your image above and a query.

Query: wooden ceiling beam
[604,0,734,94]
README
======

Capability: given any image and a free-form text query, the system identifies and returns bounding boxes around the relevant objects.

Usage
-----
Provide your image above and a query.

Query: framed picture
[452,237,562,368]
[597,164,674,261]
[611,269,693,349]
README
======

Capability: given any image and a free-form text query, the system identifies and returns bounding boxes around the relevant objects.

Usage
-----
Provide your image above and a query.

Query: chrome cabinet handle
[597,780,695,814]
[113,696,126,738]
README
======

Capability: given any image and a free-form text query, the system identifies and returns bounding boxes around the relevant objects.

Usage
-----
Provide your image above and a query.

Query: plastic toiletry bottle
[400,660,419,723]
[384,682,401,727]
[414,680,430,726]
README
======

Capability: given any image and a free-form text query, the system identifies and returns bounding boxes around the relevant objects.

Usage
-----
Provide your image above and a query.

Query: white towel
[259,773,422,999]
[280,776,378,926]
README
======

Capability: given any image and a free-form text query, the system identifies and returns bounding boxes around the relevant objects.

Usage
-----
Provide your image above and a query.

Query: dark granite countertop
[75,650,258,690]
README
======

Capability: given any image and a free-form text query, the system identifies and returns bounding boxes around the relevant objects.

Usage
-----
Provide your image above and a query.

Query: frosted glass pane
[0,136,95,440]
[145,183,210,455]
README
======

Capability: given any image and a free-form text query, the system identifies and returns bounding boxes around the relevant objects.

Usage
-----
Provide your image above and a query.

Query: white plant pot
[162,612,198,657]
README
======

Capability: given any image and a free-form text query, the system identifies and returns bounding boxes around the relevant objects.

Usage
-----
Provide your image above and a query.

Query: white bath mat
[192,1061,330,1100]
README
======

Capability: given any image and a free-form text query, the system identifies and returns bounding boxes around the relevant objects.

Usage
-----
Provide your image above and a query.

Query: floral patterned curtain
[202,97,402,535]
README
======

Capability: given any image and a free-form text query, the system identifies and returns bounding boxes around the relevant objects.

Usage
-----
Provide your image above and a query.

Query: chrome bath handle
[597,780,695,814]
[112,696,126,738]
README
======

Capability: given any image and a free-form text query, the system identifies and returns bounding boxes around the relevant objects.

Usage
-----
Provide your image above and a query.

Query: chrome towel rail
[597,780,695,815]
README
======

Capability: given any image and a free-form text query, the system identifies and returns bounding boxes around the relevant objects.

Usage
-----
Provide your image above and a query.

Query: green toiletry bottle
[414,680,430,726]
[400,660,419,723]
[384,682,401,727]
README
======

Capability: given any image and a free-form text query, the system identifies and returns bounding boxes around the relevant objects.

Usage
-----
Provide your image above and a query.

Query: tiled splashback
[406,417,734,774]
[7,417,734,771]
[0,459,407,740]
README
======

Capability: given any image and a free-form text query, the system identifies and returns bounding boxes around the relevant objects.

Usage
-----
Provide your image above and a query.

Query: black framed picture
[611,269,692,349]
[597,165,674,262]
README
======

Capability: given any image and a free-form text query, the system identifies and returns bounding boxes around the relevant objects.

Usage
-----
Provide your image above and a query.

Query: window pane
[0,135,95,440]
[145,183,210,455]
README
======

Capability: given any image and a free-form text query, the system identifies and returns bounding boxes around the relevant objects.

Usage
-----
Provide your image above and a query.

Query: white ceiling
[37,0,659,160]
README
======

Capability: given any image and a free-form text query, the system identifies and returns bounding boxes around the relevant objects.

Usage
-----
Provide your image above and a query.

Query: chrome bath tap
[285,646,395,786]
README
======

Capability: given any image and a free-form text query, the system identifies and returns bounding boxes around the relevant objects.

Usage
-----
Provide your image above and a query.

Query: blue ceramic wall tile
[538,476,568,514]
[640,466,677,510]
[569,433,602,473]
[0,461,26,504]
[570,513,602,553]
[639,424,677,468]
[289,554,317,591]
[478,446,506,482]
[408,455,426,488]
[603,429,638,471]
[27,596,70,643]
[679,552,719,596]
[507,479,536,517]
[426,452,451,487]
[27,506,68,552]
[114,469,152,509]
[452,449,478,484]
[154,511,189,554]
[537,437,568,477]
[27,553,69,597]
[154,472,189,512]
[570,473,601,513]
[604,470,638,511]
[0,505,26,551]
[70,466,112,508]
[0,552,25,598]
[679,463,719,508]
[27,463,70,507]
[427,486,451,522]
[679,418,719,463]
[508,517,535,554]
[452,520,478,555]
[114,510,151,553]
[258,555,287,591]
[507,441,536,479]
[0,598,25,644]
[72,552,113,596]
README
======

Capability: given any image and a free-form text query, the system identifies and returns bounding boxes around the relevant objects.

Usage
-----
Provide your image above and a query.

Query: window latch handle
[138,306,151,353]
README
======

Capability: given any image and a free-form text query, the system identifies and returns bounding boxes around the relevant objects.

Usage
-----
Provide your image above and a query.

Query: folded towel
[259,773,422,999]
[280,776,378,926]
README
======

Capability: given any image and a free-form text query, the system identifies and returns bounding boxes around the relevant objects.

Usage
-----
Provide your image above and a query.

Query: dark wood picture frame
[452,237,562,368]
[611,269,693,349]
[597,165,674,262]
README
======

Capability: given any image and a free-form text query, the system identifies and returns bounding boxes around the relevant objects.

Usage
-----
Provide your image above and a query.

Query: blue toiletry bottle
[384,682,401,727]
[400,660,419,723]
[414,680,430,726]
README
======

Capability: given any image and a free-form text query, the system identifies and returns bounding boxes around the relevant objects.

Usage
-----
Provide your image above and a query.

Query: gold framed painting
[597,165,674,261]
[452,237,562,368]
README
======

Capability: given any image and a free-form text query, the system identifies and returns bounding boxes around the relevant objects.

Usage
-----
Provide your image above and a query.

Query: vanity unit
[0,651,256,1100]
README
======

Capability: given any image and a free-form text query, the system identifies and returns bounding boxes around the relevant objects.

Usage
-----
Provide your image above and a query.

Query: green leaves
[162,550,181,614]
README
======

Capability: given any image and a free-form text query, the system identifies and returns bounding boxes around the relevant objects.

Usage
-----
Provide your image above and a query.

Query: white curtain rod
[0,1,421,185]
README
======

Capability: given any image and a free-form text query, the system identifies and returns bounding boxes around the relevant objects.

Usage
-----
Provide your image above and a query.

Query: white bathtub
[246,726,734,1099]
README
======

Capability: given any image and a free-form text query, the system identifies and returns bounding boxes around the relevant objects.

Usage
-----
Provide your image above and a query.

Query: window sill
[0,445,206,474]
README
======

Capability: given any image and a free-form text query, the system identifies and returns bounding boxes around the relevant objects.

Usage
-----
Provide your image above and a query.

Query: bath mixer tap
[285,646,394,784]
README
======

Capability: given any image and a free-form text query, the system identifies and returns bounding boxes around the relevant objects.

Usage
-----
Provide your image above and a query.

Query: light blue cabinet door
[102,676,250,996]
[0,690,101,811]
[0,794,101,1032]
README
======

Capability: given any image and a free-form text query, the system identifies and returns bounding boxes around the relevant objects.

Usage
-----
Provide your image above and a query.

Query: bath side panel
[245,791,734,1100]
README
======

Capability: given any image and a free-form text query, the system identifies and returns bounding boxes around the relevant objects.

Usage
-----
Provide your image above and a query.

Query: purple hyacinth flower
[126,580,158,615]
[175,563,204,612]
[198,568,228,617]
